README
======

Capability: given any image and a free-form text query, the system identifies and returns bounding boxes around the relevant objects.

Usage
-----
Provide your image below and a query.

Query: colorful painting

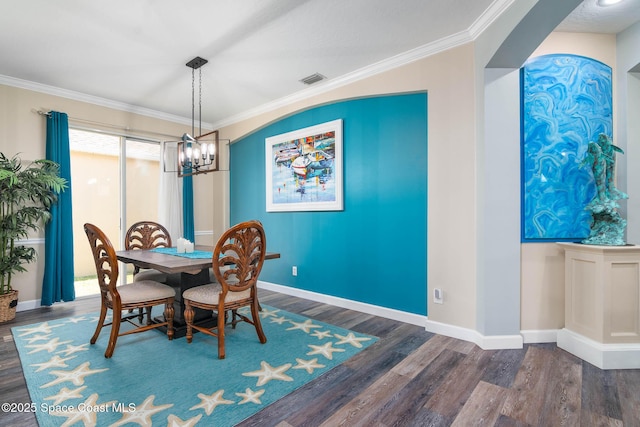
[521,54,613,241]
[265,119,343,212]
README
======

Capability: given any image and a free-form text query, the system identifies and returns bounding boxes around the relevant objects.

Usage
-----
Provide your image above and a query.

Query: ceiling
[1,0,638,130]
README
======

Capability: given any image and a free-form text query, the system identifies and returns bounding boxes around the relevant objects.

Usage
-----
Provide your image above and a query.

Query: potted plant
[0,153,66,322]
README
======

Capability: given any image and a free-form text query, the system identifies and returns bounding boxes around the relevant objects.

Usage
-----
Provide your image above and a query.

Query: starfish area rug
[12,305,377,426]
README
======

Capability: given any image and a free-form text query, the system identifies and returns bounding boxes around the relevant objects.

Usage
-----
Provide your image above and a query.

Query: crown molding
[0,74,209,128]
[1,0,515,132]
[214,0,516,130]
[468,0,516,39]
[213,29,473,130]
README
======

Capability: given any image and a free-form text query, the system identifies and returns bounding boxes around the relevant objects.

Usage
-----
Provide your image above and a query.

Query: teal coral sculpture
[580,134,628,245]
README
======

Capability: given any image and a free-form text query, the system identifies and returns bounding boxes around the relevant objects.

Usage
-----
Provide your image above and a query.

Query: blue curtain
[183,174,195,241]
[41,111,75,305]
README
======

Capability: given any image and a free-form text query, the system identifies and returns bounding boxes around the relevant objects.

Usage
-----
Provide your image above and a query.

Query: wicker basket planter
[0,289,18,323]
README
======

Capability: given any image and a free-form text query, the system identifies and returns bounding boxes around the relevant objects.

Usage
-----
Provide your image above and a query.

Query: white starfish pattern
[111,395,173,426]
[31,355,76,372]
[293,357,325,374]
[236,387,265,405]
[41,361,108,388]
[311,330,333,339]
[17,322,64,337]
[307,342,345,360]
[166,413,202,427]
[243,361,293,386]
[56,343,90,356]
[259,307,281,318]
[189,390,234,415]
[286,319,323,333]
[43,385,87,405]
[334,332,372,348]
[49,393,116,427]
[269,315,289,325]
[25,337,72,354]
[22,333,51,344]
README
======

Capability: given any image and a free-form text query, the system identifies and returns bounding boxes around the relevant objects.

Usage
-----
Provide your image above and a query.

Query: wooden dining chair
[125,221,173,323]
[183,220,267,359]
[84,223,175,358]
[125,220,172,281]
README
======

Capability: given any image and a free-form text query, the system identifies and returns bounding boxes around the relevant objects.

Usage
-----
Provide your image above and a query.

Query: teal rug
[12,305,377,426]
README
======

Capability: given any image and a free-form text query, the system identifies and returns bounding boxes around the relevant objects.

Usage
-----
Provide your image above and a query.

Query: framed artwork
[265,119,343,212]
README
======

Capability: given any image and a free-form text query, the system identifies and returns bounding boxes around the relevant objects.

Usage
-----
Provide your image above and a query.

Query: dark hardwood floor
[1,289,639,426]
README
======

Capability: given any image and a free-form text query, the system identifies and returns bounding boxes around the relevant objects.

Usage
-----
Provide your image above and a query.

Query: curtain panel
[41,111,75,305]
[182,173,195,242]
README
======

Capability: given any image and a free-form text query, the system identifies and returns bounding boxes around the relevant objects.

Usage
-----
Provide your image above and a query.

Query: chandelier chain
[191,67,195,138]
[199,68,203,137]
[176,56,217,177]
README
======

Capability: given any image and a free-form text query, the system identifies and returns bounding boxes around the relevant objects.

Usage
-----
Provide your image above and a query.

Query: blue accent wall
[230,93,428,315]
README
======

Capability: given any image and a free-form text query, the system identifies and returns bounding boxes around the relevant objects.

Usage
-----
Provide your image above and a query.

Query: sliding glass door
[123,138,162,226]
[70,129,161,297]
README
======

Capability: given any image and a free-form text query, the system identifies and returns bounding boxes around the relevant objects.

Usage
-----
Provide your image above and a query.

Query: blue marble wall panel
[521,54,612,241]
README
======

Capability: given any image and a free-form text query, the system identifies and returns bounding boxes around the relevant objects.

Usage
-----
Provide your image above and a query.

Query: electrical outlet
[434,288,443,304]
[292,266,298,276]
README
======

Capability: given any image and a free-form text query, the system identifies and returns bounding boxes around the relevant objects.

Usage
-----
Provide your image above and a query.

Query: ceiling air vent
[300,73,326,85]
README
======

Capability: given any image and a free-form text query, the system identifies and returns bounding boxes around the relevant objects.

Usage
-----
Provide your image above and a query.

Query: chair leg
[165,300,174,340]
[90,304,107,345]
[251,300,267,344]
[217,308,226,359]
[105,311,121,358]
[184,301,194,344]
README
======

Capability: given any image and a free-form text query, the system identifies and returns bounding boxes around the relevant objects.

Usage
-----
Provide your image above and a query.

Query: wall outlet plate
[434,288,443,304]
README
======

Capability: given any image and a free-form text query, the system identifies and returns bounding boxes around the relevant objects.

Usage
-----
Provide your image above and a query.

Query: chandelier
[177,56,219,177]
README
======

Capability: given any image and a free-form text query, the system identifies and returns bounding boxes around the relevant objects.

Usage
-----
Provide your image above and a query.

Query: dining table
[116,245,280,337]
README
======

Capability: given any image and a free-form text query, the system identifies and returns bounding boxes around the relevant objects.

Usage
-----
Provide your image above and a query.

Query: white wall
[618,22,640,244]
[479,67,522,336]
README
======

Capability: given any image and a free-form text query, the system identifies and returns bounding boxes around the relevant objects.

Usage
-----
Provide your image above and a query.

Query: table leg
[155,269,217,338]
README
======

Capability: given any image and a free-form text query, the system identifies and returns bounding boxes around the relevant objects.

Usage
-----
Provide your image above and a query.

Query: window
[70,129,161,296]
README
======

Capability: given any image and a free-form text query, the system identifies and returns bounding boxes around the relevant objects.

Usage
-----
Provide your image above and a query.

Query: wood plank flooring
[1,289,639,426]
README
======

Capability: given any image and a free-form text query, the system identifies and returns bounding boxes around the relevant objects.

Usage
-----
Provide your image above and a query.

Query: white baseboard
[521,329,559,344]
[259,281,523,349]
[258,281,427,326]
[557,328,640,369]
[425,319,523,350]
[17,299,41,312]
[17,296,95,312]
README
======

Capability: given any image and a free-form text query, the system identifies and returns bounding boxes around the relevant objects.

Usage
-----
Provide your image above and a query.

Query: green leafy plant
[0,153,67,295]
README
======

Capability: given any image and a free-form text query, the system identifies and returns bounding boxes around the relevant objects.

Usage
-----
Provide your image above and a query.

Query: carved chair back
[84,223,119,302]
[211,220,266,297]
[125,221,172,251]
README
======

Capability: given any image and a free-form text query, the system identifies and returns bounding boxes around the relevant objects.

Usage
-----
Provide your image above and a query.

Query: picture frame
[265,119,343,212]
